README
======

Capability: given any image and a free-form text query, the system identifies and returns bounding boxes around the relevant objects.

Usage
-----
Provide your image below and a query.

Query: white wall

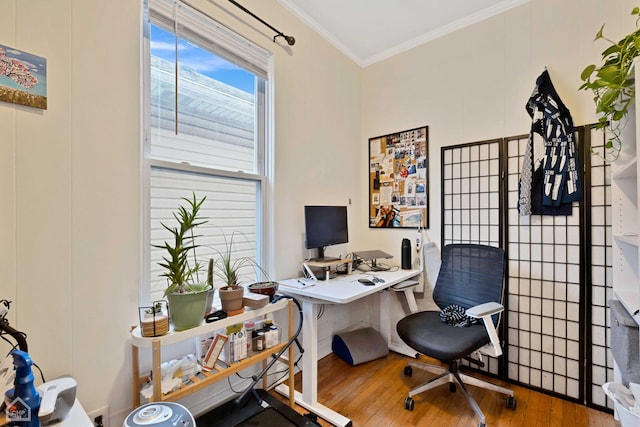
[0,0,361,423]
[1,0,144,420]
[0,0,635,424]
[359,0,633,249]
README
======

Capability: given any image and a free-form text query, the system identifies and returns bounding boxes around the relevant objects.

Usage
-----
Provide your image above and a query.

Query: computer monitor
[304,205,348,261]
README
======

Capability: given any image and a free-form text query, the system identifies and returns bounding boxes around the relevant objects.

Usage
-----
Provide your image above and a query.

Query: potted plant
[153,193,211,331]
[212,232,267,314]
[579,6,640,161]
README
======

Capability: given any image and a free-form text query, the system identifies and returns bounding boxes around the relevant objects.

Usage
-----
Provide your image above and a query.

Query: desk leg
[379,290,391,345]
[276,300,352,427]
[301,301,318,404]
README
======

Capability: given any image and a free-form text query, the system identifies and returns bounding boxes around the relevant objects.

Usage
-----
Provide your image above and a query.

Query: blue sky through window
[150,24,255,94]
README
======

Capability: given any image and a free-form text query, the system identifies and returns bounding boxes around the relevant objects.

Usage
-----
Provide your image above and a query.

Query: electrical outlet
[88,405,109,427]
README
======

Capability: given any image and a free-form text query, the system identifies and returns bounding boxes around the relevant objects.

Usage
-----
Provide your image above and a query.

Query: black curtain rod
[227,0,295,45]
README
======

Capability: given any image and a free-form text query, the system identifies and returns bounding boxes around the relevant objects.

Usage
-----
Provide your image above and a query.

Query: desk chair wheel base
[404,366,412,376]
[404,397,414,411]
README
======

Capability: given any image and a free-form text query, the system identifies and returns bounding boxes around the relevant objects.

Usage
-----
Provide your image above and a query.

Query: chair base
[404,360,515,426]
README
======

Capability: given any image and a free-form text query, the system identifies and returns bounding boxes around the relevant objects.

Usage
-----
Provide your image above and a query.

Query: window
[144,0,273,303]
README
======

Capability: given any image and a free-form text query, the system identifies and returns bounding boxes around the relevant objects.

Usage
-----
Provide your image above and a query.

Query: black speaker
[401,238,411,269]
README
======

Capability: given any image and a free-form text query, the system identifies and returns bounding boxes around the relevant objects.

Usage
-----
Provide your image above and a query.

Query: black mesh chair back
[433,244,505,326]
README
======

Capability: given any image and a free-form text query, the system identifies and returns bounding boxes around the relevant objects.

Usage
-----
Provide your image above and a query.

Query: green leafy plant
[579,6,640,161]
[211,232,266,289]
[153,193,210,296]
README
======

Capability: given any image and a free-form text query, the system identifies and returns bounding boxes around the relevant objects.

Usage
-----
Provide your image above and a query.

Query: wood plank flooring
[271,352,618,427]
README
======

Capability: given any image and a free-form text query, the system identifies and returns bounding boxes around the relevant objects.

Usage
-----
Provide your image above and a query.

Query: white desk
[276,268,421,427]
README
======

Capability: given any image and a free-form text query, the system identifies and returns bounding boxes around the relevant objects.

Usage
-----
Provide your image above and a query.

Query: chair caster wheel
[404,397,414,411]
[449,383,456,393]
[404,366,413,377]
[507,396,516,410]
[478,423,486,427]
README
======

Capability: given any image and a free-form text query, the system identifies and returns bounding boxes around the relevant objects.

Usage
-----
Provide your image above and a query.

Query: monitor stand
[313,247,339,263]
[309,265,336,280]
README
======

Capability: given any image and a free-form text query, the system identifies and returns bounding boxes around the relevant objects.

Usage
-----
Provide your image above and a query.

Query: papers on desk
[279,278,316,289]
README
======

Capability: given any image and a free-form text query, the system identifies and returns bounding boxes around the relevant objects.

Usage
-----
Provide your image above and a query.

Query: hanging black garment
[518,70,582,215]
[531,163,573,216]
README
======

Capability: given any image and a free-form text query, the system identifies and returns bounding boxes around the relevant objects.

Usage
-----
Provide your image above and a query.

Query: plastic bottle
[4,349,41,426]
[244,320,255,353]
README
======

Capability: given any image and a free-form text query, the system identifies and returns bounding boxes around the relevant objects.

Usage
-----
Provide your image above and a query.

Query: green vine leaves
[579,7,640,162]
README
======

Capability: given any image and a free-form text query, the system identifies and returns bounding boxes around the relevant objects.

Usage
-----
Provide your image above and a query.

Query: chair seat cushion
[396,311,490,361]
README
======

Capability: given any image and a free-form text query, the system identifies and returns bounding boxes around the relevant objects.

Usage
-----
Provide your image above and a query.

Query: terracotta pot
[219,285,244,312]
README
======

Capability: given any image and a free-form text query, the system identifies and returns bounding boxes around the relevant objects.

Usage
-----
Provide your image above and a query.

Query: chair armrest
[466,302,504,318]
[465,301,504,358]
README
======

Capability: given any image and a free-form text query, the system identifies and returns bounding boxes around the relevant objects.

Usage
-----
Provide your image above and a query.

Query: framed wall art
[369,126,428,228]
[0,44,47,109]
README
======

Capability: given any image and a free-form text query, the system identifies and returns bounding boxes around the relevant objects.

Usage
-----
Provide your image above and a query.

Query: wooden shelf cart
[130,298,295,408]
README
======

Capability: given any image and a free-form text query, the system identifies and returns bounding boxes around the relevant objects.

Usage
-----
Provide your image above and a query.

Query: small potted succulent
[153,193,211,331]
[212,232,267,314]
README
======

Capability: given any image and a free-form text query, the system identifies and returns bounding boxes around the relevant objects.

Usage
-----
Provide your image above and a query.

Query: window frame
[142,0,274,304]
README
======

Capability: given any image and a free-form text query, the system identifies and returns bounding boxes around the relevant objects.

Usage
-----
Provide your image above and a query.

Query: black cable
[0,333,19,355]
[227,373,250,394]
[0,321,28,353]
[232,350,304,392]
[233,295,304,406]
[0,300,46,383]
[266,352,303,388]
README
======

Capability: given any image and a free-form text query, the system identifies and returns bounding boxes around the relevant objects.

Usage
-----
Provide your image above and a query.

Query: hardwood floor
[272,352,618,427]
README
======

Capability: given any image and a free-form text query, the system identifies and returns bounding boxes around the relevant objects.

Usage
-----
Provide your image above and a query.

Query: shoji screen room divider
[440,126,613,411]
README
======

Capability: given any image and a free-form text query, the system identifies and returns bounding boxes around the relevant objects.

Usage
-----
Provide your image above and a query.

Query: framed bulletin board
[369,126,429,228]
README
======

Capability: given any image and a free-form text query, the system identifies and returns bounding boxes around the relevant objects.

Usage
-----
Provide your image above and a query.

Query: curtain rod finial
[274,33,295,45]
[285,35,295,46]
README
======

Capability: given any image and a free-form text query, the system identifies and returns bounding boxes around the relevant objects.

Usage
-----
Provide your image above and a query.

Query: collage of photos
[369,126,429,228]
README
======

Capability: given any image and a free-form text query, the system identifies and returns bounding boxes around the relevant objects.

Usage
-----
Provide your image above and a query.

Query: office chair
[396,244,515,427]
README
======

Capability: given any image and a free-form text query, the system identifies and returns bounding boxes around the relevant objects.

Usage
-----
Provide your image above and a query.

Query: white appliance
[124,402,195,427]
